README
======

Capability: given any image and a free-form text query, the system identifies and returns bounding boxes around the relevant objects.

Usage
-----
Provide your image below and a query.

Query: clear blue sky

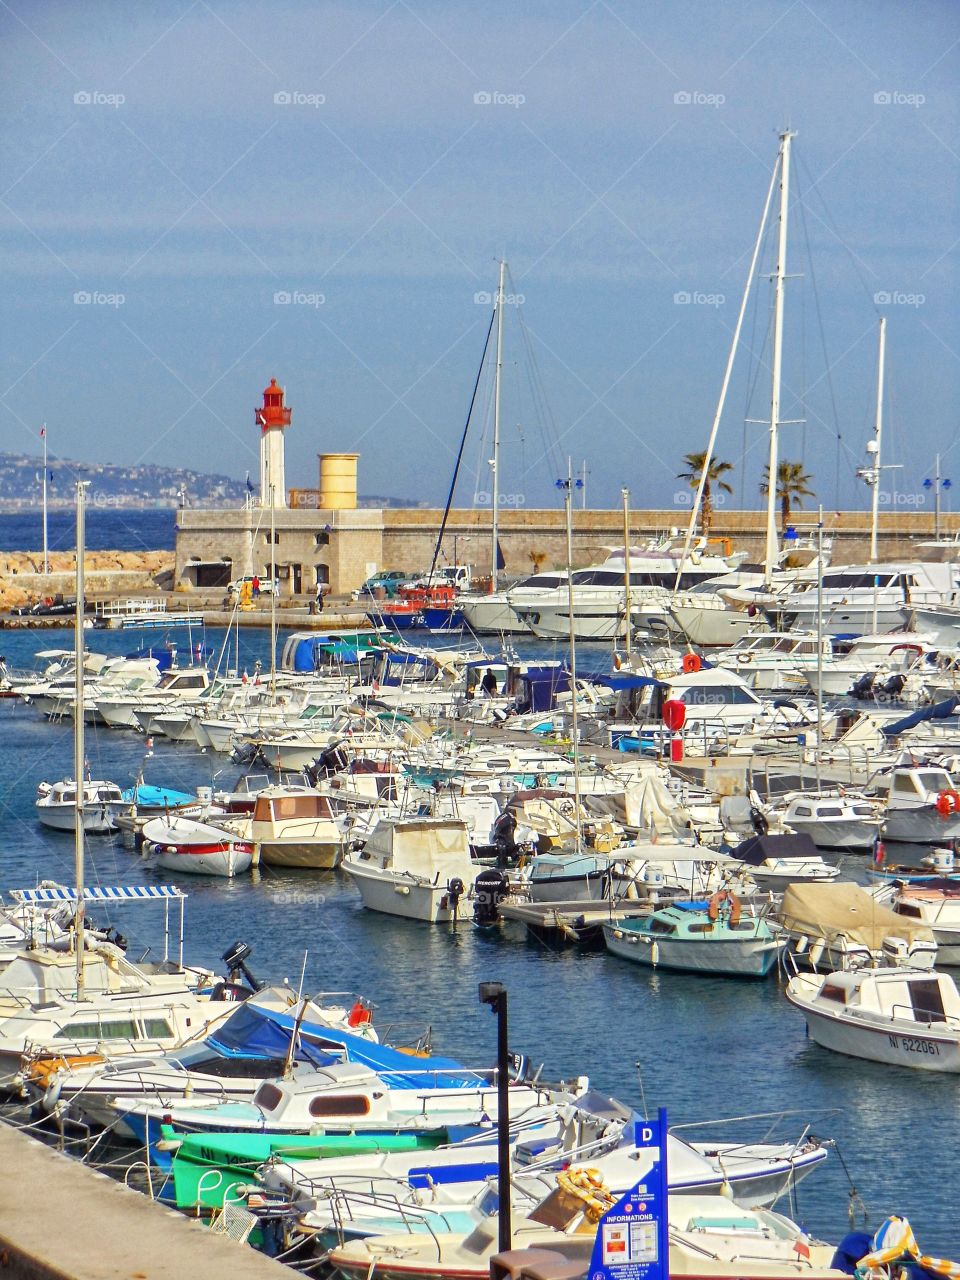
[1,0,957,515]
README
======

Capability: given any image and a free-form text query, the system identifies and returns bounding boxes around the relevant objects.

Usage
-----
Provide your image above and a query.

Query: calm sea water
[0,623,957,1255]
[0,509,176,553]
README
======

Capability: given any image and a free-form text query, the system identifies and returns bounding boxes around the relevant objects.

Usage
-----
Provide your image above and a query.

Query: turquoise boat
[602,898,784,978]
[163,1126,448,1210]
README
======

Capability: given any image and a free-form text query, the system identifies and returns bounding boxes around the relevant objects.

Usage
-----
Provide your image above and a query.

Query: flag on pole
[40,426,45,438]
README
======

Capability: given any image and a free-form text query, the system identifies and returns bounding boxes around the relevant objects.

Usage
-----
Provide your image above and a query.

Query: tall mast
[270,483,277,695]
[42,427,49,575]
[869,316,887,562]
[562,459,583,849]
[491,260,506,591]
[763,129,795,584]
[621,488,632,658]
[74,480,87,998]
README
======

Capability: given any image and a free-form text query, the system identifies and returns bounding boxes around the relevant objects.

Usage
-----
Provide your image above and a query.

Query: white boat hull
[36,805,116,834]
[792,1000,960,1071]
[153,845,252,877]
[342,861,471,923]
[884,804,960,844]
[603,924,781,977]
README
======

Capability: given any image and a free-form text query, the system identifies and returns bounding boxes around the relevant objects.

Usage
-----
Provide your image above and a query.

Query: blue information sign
[587,1108,669,1280]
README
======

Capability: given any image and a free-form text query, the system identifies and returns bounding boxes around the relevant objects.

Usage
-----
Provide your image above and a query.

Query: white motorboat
[775,561,960,636]
[727,833,840,889]
[875,880,960,966]
[222,786,347,868]
[786,965,960,1071]
[715,630,831,692]
[510,540,745,642]
[775,790,883,850]
[880,759,960,843]
[459,570,570,635]
[35,779,123,833]
[142,815,253,877]
[778,881,938,972]
[327,1186,842,1280]
[342,817,482,922]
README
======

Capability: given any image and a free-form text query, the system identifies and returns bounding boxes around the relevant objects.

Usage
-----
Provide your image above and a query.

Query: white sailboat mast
[74,480,88,998]
[764,129,795,584]
[870,316,886,562]
[562,459,583,848]
[491,260,506,590]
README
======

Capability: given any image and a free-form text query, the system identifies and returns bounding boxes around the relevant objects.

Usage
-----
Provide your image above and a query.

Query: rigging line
[428,307,498,581]
[739,211,776,507]
[793,155,845,509]
[509,267,564,485]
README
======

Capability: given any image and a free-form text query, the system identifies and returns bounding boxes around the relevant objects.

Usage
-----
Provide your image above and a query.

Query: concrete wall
[174,504,960,595]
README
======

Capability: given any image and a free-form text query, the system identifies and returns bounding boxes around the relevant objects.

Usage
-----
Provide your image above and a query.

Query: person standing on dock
[252,575,261,599]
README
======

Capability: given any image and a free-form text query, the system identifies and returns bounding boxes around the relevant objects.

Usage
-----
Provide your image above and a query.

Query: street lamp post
[479,981,511,1253]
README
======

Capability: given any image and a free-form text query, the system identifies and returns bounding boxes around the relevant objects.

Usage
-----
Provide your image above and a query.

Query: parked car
[353,570,409,600]
[228,575,279,597]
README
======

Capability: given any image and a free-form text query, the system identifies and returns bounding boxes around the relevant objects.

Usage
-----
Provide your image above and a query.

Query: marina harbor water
[1,618,959,1259]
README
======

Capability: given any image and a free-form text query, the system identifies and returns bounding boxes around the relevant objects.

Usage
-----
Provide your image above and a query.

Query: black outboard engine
[306,742,350,784]
[217,940,262,998]
[882,672,906,698]
[443,877,466,918]
[492,808,519,867]
[850,672,876,700]
[473,867,509,927]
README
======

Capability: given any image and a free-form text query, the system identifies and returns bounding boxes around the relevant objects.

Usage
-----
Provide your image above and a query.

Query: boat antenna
[296,948,308,1001]
[428,306,497,583]
[634,1059,650,1120]
[283,994,311,1081]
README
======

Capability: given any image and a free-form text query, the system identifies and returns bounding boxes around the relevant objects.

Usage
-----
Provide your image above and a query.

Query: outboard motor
[444,877,466,917]
[492,808,519,867]
[850,672,876,700]
[220,939,263,994]
[882,672,906,699]
[473,867,509,927]
[306,742,350,784]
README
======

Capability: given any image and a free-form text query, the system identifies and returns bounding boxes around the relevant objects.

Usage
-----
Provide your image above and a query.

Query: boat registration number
[888,1034,940,1056]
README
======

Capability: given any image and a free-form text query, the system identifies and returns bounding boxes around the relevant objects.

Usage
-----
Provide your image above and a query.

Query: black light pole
[479,980,512,1252]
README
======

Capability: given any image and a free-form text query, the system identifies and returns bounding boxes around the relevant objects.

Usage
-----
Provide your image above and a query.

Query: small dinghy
[142,814,253,877]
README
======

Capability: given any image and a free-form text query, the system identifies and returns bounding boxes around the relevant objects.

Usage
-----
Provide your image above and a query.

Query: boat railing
[887,1003,960,1029]
[670,1105,841,1147]
[320,1182,449,1256]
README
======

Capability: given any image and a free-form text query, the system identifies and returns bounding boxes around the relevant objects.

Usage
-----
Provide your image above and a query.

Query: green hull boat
[163,1125,448,1210]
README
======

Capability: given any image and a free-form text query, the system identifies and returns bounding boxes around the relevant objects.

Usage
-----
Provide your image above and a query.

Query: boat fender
[348,999,372,1028]
[809,938,826,969]
[42,1074,62,1113]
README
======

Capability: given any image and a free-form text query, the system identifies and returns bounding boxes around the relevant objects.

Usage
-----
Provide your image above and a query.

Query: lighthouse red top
[256,378,292,431]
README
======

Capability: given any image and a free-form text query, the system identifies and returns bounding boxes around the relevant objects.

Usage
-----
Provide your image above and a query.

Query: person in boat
[481,667,498,696]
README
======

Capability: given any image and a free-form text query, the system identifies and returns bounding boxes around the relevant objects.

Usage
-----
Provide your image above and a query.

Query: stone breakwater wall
[0,551,173,610]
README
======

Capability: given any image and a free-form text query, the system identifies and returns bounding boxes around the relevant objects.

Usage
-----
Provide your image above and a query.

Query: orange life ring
[936,790,960,817]
[707,889,741,926]
[682,652,702,674]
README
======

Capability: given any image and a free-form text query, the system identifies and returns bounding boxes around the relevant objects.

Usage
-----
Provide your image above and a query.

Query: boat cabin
[815,969,960,1026]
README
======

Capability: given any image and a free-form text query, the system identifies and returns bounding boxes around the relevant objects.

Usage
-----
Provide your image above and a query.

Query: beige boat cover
[780,881,935,948]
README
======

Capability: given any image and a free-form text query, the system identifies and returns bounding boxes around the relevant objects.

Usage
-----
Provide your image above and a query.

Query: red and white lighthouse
[256,378,292,508]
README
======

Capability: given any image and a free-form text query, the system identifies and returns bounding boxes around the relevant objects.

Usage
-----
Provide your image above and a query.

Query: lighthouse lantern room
[257,377,292,507]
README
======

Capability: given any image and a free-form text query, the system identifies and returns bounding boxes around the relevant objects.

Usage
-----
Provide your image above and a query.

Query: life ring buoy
[707,889,741,926]
[936,790,960,817]
[681,653,702,674]
[739,652,753,663]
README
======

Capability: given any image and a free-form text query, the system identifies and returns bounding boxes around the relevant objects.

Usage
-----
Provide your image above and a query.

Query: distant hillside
[0,453,414,511]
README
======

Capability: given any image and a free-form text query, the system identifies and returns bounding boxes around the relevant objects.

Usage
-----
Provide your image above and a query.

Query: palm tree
[677,451,734,537]
[760,460,815,533]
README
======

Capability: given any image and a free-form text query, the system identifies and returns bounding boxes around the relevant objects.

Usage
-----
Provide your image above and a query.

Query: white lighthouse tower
[257,377,291,508]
